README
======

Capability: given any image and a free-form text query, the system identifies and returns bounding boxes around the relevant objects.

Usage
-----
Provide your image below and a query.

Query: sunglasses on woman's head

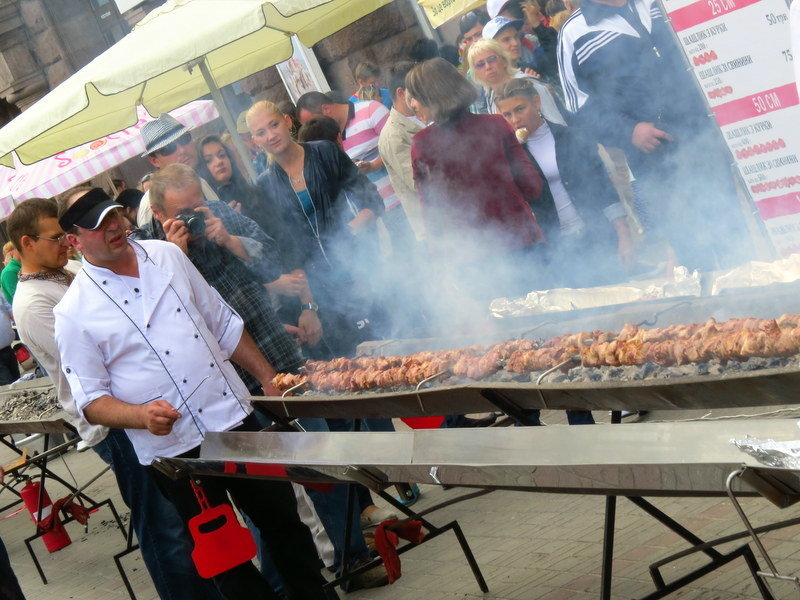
[474,55,499,70]
[153,132,192,157]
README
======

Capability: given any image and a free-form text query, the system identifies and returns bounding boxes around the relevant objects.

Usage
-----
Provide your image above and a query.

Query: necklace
[289,170,305,189]
[282,144,306,190]
[18,268,74,286]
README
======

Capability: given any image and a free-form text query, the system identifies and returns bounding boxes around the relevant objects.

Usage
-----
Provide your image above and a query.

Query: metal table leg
[600,410,622,600]
[727,468,800,593]
[114,518,139,600]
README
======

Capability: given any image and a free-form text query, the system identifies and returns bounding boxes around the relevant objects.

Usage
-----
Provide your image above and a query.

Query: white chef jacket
[14,260,108,446]
[54,239,253,465]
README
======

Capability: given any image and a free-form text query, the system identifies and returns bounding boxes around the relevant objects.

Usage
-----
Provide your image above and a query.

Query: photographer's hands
[163,219,190,254]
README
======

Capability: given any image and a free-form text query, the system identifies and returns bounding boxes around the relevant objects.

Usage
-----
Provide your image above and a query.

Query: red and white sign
[662,0,800,256]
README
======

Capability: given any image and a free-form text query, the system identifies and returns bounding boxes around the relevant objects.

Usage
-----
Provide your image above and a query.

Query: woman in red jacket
[406,57,547,299]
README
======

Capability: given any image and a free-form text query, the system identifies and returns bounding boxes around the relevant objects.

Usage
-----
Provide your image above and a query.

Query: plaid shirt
[140,202,304,391]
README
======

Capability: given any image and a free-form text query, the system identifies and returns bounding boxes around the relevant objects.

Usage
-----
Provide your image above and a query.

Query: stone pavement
[1,408,799,600]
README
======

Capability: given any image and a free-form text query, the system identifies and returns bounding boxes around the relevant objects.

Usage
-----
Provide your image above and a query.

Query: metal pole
[408,0,440,42]
[197,57,259,184]
[600,410,622,599]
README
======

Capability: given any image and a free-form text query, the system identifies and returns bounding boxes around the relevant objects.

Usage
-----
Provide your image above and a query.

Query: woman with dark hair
[196,135,269,226]
[406,57,547,299]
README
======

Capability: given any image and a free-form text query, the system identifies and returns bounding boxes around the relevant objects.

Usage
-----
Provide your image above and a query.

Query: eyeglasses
[32,233,68,243]
[474,55,499,70]
[153,132,192,157]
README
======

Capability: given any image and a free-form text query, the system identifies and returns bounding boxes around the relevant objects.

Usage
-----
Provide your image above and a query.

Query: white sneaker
[360,507,398,529]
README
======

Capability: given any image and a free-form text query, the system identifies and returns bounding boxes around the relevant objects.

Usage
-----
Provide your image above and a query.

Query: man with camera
[139,163,305,384]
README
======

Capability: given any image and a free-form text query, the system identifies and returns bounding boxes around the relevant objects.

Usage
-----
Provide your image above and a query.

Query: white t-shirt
[525,121,585,236]
[13,261,108,446]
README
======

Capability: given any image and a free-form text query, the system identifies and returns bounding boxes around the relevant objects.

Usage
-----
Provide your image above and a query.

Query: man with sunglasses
[136,113,220,227]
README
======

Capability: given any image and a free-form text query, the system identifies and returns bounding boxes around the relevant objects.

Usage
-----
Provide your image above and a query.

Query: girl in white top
[495,77,636,284]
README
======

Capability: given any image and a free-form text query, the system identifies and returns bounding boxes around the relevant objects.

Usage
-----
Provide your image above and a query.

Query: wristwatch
[301,302,319,312]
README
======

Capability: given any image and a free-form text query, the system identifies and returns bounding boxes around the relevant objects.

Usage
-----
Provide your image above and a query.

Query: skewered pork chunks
[272,314,800,393]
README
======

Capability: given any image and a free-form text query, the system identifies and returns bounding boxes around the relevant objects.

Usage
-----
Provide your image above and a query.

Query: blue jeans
[515,410,595,426]
[92,429,221,600]
[325,418,393,512]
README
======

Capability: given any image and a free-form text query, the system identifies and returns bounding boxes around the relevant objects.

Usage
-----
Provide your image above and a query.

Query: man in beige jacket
[378,61,427,242]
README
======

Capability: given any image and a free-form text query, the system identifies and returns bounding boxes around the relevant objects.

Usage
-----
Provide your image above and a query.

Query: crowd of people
[0,0,756,598]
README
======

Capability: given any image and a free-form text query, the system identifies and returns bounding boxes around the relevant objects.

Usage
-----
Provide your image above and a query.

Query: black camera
[176,211,206,235]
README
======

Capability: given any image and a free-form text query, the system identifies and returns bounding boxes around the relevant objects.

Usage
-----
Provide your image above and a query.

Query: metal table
[156,420,800,599]
[0,416,129,591]
[253,364,800,421]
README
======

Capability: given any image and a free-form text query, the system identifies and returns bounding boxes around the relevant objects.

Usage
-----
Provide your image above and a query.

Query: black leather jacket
[256,140,385,277]
[524,120,619,247]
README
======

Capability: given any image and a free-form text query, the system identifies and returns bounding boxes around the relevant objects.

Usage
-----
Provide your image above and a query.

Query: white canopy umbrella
[0,100,218,220]
[0,0,393,178]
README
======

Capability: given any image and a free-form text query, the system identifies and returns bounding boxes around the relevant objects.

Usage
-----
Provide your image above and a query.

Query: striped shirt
[343,101,399,211]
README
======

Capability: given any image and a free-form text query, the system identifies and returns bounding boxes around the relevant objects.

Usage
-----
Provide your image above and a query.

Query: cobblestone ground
[1,407,798,600]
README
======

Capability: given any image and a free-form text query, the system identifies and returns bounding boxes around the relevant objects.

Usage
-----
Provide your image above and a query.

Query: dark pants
[514,410,595,426]
[443,410,594,427]
[148,416,330,600]
[0,346,19,386]
[299,418,370,570]
[326,418,394,512]
[253,416,369,586]
[92,429,222,600]
[0,536,24,600]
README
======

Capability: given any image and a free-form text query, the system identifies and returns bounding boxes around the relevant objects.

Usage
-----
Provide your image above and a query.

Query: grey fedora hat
[140,113,190,157]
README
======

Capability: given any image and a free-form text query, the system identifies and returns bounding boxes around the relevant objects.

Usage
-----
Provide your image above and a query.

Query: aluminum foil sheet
[732,426,800,470]
[711,253,800,296]
[490,267,701,318]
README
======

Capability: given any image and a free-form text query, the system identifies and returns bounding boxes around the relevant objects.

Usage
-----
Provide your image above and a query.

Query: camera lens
[177,212,206,236]
[187,215,206,235]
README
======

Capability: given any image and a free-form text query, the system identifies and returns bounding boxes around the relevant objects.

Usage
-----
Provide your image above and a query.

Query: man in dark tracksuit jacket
[557,0,752,271]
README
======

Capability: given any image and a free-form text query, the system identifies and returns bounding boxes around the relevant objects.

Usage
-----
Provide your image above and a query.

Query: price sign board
[662,0,799,255]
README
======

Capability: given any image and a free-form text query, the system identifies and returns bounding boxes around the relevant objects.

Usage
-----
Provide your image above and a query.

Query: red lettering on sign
[668,0,760,31]
[712,83,798,127]
[756,191,800,220]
